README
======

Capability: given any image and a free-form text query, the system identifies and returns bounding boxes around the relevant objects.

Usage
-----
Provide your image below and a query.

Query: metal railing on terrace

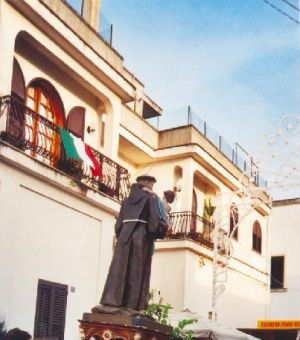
[0,96,129,201]
[65,0,113,45]
[147,106,267,187]
[167,211,227,252]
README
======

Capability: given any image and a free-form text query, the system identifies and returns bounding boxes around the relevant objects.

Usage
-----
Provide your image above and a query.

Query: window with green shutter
[66,106,86,140]
[252,221,262,254]
[34,279,68,340]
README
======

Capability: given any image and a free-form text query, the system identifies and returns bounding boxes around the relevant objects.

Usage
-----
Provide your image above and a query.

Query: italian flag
[59,128,103,177]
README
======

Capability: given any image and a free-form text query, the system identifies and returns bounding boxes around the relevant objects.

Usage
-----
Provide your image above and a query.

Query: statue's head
[136,175,156,190]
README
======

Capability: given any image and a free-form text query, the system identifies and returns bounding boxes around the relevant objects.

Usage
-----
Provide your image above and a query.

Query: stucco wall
[117,154,270,275]
[0,0,125,158]
[152,241,269,329]
[270,201,300,319]
[0,0,273,335]
[217,267,269,328]
[0,154,116,339]
[151,248,186,311]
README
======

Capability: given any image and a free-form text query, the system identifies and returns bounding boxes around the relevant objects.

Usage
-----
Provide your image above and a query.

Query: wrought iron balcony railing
[0,95,130,201]
[167,211,227,251]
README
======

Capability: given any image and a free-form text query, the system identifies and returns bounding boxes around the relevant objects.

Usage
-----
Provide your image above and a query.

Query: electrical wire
[280,0,300,12]
[262,0,300,24]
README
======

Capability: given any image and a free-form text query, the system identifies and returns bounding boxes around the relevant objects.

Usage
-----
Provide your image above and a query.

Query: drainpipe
[82,0,102,31]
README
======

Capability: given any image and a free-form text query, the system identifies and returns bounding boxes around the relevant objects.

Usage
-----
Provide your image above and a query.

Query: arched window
[173,166,183,190]
[173,166,183,212]
[230,204,239,240]
[252,221,262,253]
[25,79,65,163]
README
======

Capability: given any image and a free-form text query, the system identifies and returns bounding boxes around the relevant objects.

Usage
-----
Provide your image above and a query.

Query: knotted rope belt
[123,219,147,223]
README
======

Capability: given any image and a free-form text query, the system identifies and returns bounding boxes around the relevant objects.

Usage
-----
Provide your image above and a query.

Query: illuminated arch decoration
[211,113,300,321]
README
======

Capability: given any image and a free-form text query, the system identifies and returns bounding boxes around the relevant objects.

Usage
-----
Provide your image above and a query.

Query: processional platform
[79,312,173,340]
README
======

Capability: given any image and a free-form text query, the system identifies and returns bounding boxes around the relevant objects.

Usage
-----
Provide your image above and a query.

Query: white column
[82,0,102,31]
[180,158,194,211]
[104,98,120,159]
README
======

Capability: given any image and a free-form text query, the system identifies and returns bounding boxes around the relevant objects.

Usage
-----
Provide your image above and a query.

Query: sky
[69,0,300,198]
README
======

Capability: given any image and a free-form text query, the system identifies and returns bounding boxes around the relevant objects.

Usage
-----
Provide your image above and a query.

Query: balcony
[167,211,227,251]
[147,106,268,188]
[120,106,158,148]
[0,95,130,202]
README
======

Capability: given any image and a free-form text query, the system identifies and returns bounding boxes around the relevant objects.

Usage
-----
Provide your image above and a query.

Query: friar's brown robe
[100,183,167,310]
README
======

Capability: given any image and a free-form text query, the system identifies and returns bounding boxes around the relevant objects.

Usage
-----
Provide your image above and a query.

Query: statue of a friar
[98,175,171,311]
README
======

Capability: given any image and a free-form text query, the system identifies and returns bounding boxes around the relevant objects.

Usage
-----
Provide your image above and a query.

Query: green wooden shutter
[34,280,52,338]
[66,106,86,140]
[51,284,68,339]
[11,58,26,101]
[34,279,68,340]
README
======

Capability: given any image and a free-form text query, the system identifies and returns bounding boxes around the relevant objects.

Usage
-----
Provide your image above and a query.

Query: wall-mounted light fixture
[198,256,205,267]
[173,185,182,192]
[87,125,96,134]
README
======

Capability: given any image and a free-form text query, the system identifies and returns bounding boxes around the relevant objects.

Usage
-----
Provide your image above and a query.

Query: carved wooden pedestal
[79,312,172,340]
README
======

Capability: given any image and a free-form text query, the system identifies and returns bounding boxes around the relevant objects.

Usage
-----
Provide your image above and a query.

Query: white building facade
[0,0,272,339]
[270,198,300,319]
[0,0,156,338]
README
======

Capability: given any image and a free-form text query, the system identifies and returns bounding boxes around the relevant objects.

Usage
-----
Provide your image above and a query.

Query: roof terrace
[146,106,267,188]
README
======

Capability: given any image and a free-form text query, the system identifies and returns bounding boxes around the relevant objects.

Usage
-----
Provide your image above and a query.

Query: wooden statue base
[79,312,173,340]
